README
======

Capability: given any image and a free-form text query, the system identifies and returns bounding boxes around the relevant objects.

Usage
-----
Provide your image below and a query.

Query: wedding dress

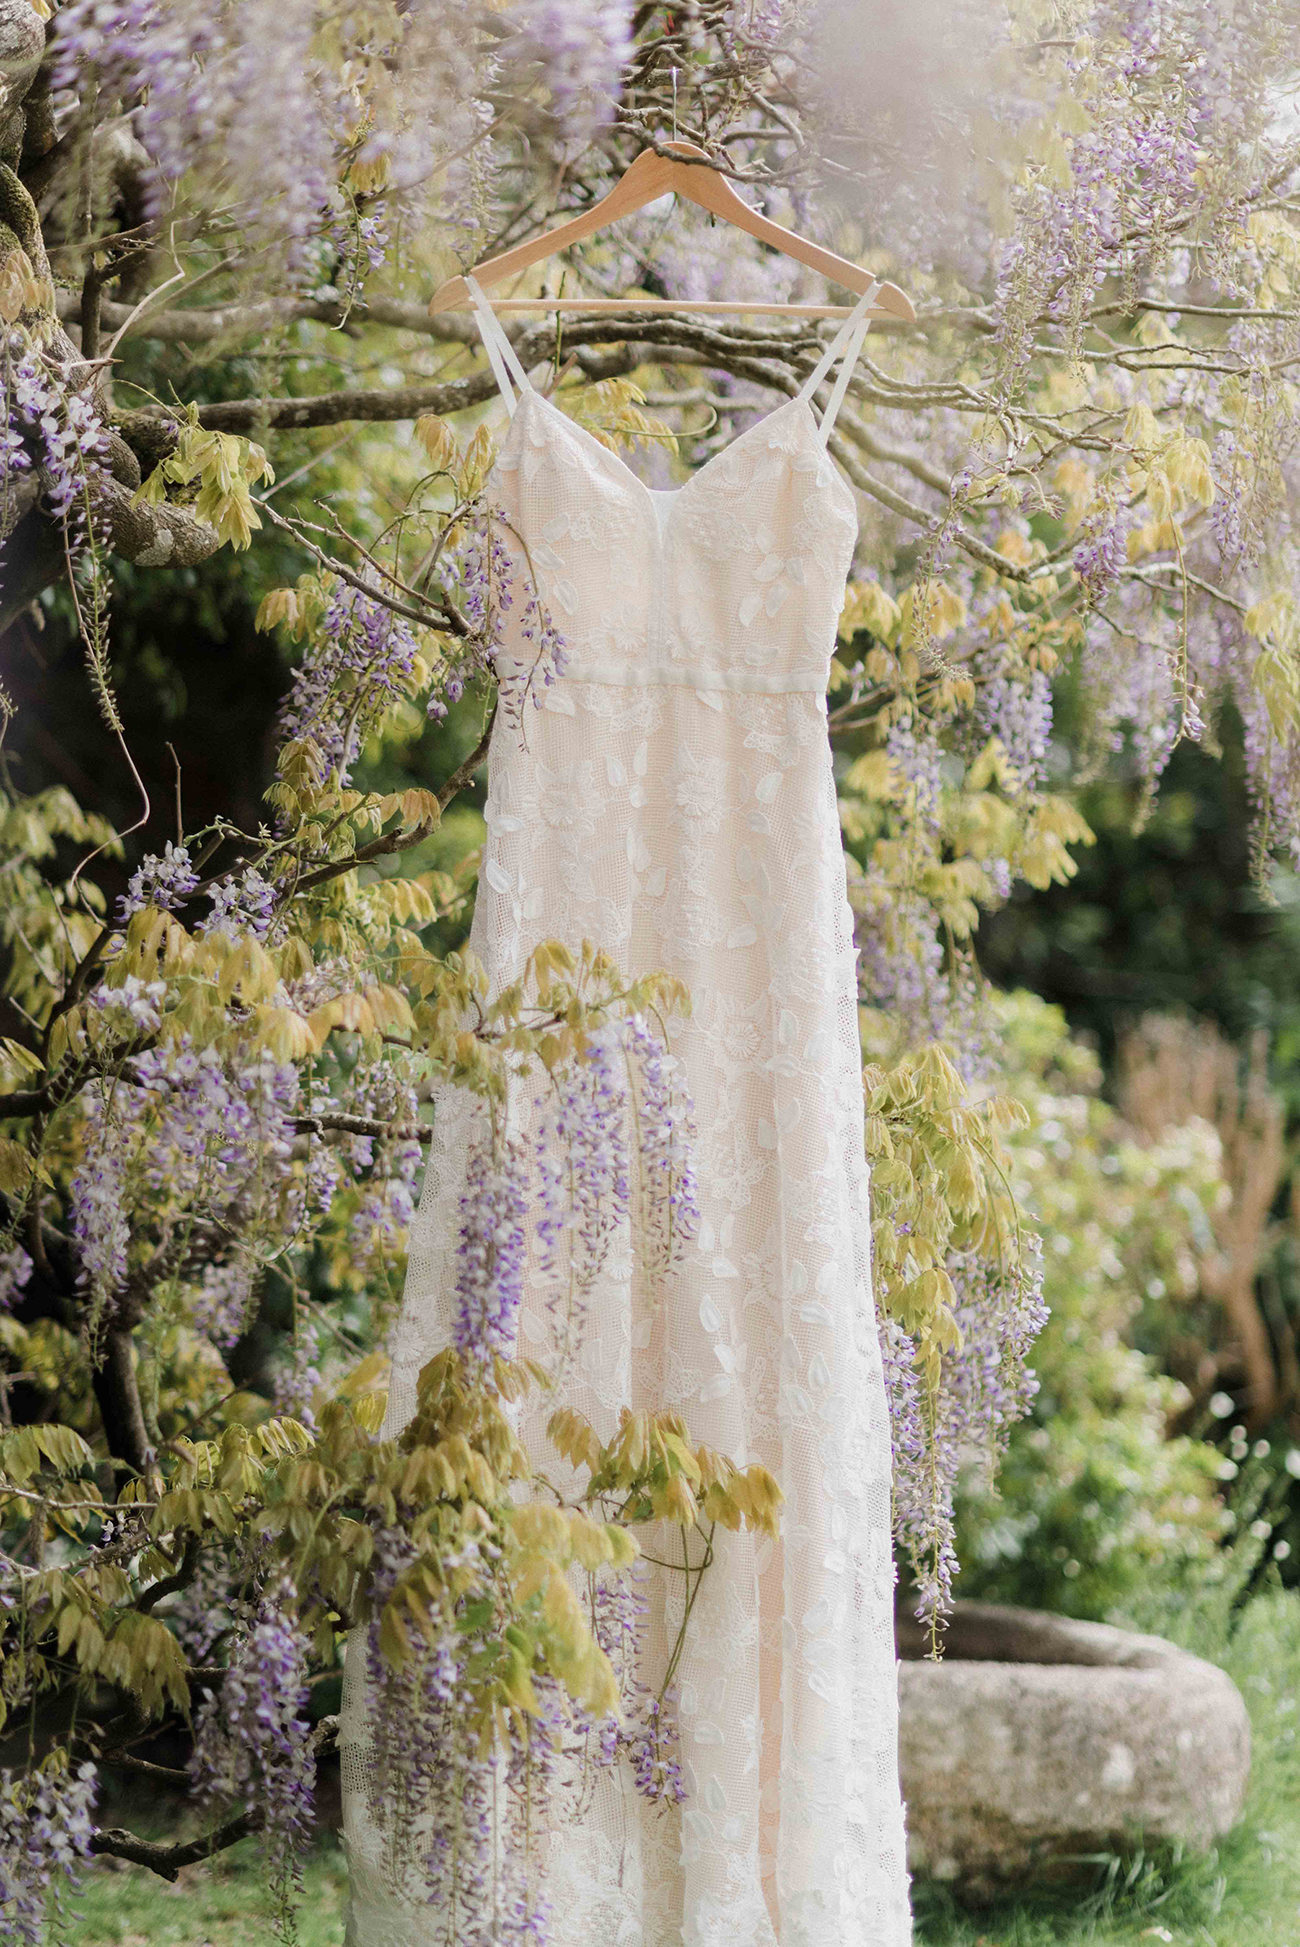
[339,277,912,1947]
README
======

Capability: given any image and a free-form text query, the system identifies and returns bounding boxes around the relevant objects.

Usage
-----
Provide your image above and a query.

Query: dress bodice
[490,388,861,695]
[468,273,881,700]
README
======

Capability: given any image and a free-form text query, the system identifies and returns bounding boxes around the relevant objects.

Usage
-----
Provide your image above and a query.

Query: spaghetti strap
[466,274,534,417]
[797,277,882,447]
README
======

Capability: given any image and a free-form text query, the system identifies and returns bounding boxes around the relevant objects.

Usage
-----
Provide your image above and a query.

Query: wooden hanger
[429,140,915,324]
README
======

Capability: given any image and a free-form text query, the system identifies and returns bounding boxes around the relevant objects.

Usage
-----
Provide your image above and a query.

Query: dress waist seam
[548,659,829,698]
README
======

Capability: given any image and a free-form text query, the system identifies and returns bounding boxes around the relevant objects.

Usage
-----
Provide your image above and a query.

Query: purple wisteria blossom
[453,1138,530,1372]
[1072,502,1130,608]
[198,865,278,941]
[0,1756,98,1946]
[121,1051,299,1246]
[457,1015,699,1376]
[973,646,1053,789]
[3,353,108,531]
[994,4,1292,376]
[272,1314,323,1429]
[84,975,167,1037]
[167,1548,244,1662]
[587,1566,686,1806]
[362,1525,678,1934]
[885,720,943,834]
[0,1244,32,1314]
[188,1575,316,1914]
[277,581,426,784]
[67,1082,131,1311]
[191,1257,260,1352]
[459,509,571,724]
[361,1527,551,1942]
[333,1060,424,1244]
[1077,617,1181,785]
[350,1179,417,1277]
[886,1239,1048,1622]
[627,1688,687,1806]
[500,0,634,144]
[855,879,948,1048]
[624,1015,700,1272]
[52,0,342,268]
[532,1027,632,1368]
[114,842,198,924]
[68,1040,301,1338]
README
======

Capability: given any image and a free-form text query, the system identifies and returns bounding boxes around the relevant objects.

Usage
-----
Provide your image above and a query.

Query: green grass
[64,1835,347,1946]
[57,1585,1300,1947]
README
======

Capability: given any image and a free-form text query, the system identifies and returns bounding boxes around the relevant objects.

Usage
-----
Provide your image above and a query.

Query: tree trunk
[90,1326,153,1478]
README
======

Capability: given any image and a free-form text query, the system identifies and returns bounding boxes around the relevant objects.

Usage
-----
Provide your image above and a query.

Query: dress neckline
[494,385,858,522]
[466,269,878,524]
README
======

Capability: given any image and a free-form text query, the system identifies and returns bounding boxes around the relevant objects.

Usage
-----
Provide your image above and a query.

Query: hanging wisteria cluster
[269,523,569,776]
[884,1243,1050,1622]
[47,0,637,283]
[0,1756,98,1946]
[67,1038,302,1347]
[50,0,466,272]
[525,1017,698,1378]
[358,1523,554,1945]
[1,350,107,539]
[988,8,1300,847]
[188,1576,317,1921]
[455,1016,698,1383]
[359,1572,687,1945]
[456,508,572,724]
[498,0,635,151]
[275,581,431,784]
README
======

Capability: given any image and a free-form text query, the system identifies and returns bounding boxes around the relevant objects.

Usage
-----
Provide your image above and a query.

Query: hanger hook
[671,67,678,143]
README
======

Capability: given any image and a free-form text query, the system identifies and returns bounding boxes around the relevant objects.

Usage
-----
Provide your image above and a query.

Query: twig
[165,743,183,846]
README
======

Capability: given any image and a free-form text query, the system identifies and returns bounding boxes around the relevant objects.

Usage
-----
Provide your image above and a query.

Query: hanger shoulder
[429,147,680,315]
[671,162,916,323]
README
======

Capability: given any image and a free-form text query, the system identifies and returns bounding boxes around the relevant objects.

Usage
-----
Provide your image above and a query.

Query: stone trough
[897,1600,1252,1896]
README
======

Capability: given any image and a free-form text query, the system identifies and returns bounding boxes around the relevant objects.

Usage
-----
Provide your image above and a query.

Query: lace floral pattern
[340,297,912,1946]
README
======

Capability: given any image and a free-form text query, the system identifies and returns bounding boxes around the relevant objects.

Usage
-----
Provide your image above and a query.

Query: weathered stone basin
[897,1599,1251,1893]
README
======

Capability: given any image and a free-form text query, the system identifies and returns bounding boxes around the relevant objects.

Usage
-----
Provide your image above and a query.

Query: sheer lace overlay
[339,283,913,1946]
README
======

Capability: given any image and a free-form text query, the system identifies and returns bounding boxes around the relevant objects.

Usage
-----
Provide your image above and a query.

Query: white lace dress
[339,279,913,1947]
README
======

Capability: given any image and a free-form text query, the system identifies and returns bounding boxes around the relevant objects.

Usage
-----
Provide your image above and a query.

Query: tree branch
[133,321,1039,580]
[87,1718,340,1881]
[289,817,443,896]
[0,469,222,634]
[135,1532,201,1615]
[294,1111,432,1144]
[110,314,833,439]
[90,1326,153,1476]
[89,1807,263,1880]
[118,369,501,439]
[55,287,477,347]
[0,1087,50,1118]
[54,280,990,352]
[434,706,497,813]
[289,706,494,897]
